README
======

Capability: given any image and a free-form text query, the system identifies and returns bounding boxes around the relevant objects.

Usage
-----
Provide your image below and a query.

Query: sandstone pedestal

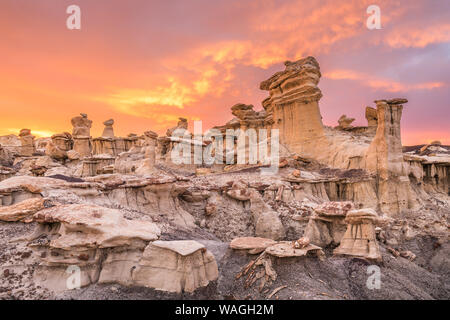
[135,131,157,175]
[132,240,219,293]
[304,201,354,247]
[260,57,328,158]
[101,119,115,138]
[364,99,417,215]
[71,113,93,158]
[51,133,72,151]
[333,208,381,261]
[19,129,35,157]
[73,137,91,158]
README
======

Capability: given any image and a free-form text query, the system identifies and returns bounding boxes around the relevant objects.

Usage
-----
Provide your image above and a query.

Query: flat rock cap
[151,240,205,256]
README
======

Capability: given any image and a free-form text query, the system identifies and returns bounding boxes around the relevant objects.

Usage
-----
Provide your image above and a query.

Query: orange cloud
[324,69,446,92]
[385,24,450,48]
[0,0,448,144]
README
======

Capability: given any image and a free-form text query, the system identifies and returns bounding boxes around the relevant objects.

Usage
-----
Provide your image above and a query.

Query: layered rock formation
[71,113,92,158]
[130,240,218,293]
[260,57,327,157]
[19,129,35,157]
[101,119,115,138]
[334,208,382,261]
[0,56,448,300]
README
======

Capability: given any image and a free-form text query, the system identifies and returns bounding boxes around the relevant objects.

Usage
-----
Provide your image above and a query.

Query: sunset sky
[1,0,449,145]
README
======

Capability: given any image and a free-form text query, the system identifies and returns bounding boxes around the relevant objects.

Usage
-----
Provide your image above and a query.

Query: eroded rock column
[260,57,327,157]
[19,129,35,157]
[364,99,417,215]
[71,113,92,158]
[135,130,158,174]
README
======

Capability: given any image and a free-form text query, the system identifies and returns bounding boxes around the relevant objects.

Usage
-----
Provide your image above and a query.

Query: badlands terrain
[0,57,448,300]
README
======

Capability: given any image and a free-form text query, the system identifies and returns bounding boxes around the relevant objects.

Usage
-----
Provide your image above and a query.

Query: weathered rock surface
[304,201,354,247]
[0,198,52,222]
[337,115,355,129]
[131,240,218,293]
[264,241,323,258]
[334,208,381,261]
[19,129,35,157]
[101,119,115,138]
[0,56,448,300]
[33,203,161,249]
[230,237,277,254]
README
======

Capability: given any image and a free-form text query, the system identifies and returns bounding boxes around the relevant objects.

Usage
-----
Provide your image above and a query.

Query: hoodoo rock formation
[0,57,448,300]
[260,57,326,157]
[71,113,92,158]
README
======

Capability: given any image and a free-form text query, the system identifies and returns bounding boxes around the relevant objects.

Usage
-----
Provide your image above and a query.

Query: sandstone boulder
[0,145,13,166]
[365,106,378,131]
[45,141,68,161]
[33,203,161,249]
[230,237,277,254]
[337,115,355,129]
[292,237,310,249]
[249,189,285,240]
[102,119,115,138]
[19,129,35,156]
[71,113,92,137]
[51,132,72,151]
[0,198,53,222]
[131,240,218,293]
[304,201,354,247]
[333,208,381,261]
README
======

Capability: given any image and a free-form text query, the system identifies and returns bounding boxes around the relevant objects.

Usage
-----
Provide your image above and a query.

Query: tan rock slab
[230,237,277,253]
[132,240,218,293]
[333,209,381,261]
[0,198,51,222]
[33,203,161,249]
[315,201,354,217]
[151,240,205,256]
[265,241,323,258]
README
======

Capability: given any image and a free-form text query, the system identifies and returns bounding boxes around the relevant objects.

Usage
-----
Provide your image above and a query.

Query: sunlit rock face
[19,129,35,157]
[260,57,327,158]
[71,113,93,158]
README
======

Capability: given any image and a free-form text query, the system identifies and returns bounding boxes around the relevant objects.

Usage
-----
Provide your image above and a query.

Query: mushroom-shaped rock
[71,113,92,137]
[30,203,161,291]
[333,208,381,261]
[101,119,115,138]
[304,201,354,247]
[132,240,219,293]
[337,115,355,129]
